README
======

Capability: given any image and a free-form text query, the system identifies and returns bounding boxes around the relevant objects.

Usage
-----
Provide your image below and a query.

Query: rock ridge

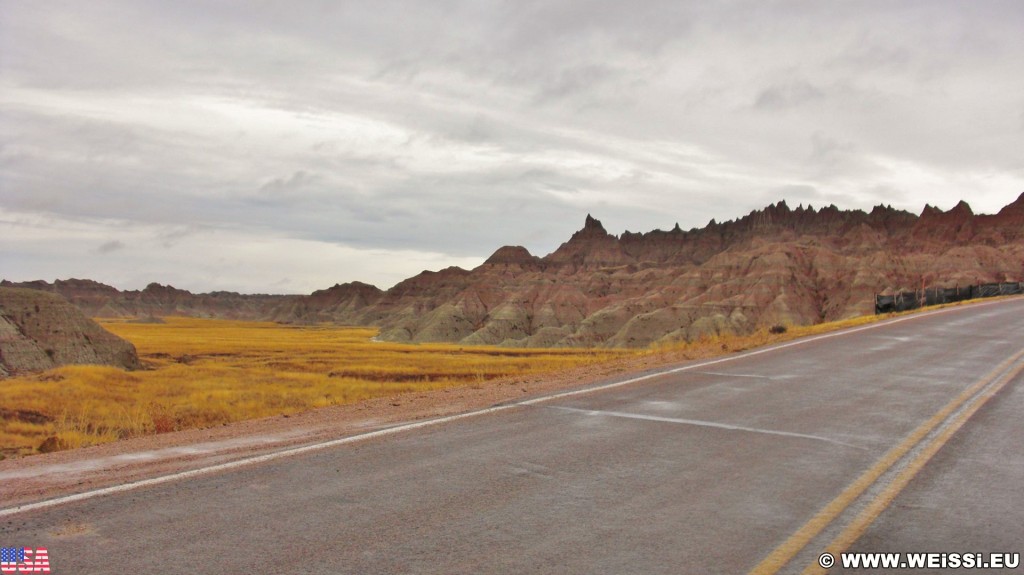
[4,195,1023,348]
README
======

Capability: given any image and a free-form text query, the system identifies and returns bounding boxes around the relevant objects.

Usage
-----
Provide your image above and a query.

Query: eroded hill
[0,287,141,377]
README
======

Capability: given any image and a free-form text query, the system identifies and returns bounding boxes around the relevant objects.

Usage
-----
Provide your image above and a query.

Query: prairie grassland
[0,307,920,458]
[0,317,638,456]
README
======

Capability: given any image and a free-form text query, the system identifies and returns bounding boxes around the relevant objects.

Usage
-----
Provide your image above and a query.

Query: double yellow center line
[749,348,1024,575]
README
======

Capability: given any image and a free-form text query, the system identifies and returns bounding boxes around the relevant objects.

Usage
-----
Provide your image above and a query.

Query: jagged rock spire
[583,213,606,233]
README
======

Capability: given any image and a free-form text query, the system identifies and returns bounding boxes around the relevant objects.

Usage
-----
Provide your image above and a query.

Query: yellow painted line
[801,357,1024,575]
[748,348,1024,575]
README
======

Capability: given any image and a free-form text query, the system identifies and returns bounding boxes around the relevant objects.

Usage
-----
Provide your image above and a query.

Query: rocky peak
[576,214,610,238]
[136,283,193,307]
[143,282,186,295]
[388,266,472,296]
[918,200,974,226]
[950,200,974,216]
[0,279,53,291]
[869,204,893,216]
[483,245,538,266]
[985,192,1024,239]
[54,278,121,295]
[310,281,383,300]
[997,192,1024,216]
[545,214,629,267]
[912,200,978,243]
[735,200,799,231]
[866,204,917,230]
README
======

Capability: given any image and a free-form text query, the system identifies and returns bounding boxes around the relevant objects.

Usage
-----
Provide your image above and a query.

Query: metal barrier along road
[875,282,1024,314]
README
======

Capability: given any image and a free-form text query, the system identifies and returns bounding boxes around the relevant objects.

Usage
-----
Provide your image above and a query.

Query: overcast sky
[2,1,1023,293]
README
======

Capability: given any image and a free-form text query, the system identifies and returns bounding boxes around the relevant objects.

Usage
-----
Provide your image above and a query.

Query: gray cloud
[754,80,825,111]
[2,0,1023,292]
[95,240,125,254]
[157,225,206,249]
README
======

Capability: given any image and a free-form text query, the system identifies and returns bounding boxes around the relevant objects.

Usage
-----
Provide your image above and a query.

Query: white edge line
[547,406,865,449]
[0,405,516,517]
[1,297,1017,517]
[694,371,774,379]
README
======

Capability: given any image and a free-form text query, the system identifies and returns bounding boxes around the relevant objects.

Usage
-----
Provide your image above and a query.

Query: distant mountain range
[6,194,1023,347]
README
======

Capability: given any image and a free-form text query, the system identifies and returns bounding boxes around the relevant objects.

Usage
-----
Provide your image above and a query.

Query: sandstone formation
[0,288,141,377]
[4,194,1023,348]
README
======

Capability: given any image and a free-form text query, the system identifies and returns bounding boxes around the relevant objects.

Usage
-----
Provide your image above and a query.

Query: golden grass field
[0,309,905,458]
[0,318,641,456]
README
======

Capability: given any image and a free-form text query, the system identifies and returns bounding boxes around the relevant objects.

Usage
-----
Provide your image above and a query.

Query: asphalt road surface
[3,299,1024,574]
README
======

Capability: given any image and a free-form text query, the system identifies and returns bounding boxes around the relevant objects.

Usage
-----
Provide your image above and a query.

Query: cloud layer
[2,1,1022,292]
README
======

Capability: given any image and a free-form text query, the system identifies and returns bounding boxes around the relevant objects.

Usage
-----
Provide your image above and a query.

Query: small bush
[769,325,788,334]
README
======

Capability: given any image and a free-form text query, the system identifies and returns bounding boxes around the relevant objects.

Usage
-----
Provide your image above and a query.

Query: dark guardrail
[875,282,1024,314]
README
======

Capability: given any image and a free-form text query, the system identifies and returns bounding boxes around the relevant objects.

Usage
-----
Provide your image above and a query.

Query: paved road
[3,299,1024,574]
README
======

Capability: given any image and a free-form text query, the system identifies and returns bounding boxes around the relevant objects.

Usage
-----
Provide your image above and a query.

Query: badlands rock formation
[0,287,141,377]
[5,195,1023,348]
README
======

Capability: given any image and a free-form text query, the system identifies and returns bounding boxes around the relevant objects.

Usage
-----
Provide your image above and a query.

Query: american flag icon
[0,547,50,573]
[0,547,24,564]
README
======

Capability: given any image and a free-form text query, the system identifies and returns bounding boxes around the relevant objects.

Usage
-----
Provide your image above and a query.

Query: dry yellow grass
[0,318,638,456]
[0,303,966,458]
